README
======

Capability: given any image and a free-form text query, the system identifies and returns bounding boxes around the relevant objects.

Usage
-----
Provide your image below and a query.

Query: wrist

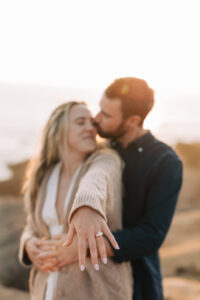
[24,238,35,264]
[25,237,33,250]
[25,236,37,252]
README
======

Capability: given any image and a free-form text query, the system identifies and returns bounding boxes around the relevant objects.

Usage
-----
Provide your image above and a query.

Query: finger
[30,245,39,255]
[35,263,47,273]
[31,248,40,255]
[88,237,99,271]
[39,256,58,264]
[41,263,58,273]
[52,234,63,240]
[37,241,58,252]
[77,234,87,271]
[40,257,59,268]
[37,240,55,247]
[103,224,120,250]
[39,244,56,251]
[63,224,75,247]
[96,236,107,264]
[41,237,49,241]
[36,251,57,260]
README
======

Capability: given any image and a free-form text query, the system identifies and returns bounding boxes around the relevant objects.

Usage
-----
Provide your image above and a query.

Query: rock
[0,160,28,196]
[160,210,200,278]
[163,277,200,300]
[0,285,29,300]
[176,142,200,168]
[0,199,29,291]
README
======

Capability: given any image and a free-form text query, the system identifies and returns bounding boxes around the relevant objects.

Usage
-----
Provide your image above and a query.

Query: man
[43,77,183,299]
[64,77,183,299]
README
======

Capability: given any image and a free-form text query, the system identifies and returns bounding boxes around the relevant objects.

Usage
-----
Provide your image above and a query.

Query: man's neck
[117,127,148,148]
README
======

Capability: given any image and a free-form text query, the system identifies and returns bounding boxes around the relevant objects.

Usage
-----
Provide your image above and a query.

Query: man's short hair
[105,77,154,125]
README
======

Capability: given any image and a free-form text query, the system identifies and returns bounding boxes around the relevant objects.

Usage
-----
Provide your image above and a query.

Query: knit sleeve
[68,149,123,224]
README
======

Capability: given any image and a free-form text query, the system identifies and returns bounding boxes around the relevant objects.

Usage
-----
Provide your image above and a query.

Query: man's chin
[96,124,126,140]
[97,130,124,141]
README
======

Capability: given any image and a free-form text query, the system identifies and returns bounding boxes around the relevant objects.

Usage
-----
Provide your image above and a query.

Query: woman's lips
[83,135,95,140]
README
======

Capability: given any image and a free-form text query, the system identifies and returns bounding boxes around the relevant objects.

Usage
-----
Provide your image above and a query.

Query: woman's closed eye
[75,117,86,126]
[77,121,85,126]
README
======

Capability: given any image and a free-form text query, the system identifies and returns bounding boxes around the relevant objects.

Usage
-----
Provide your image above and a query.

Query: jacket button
[138,147,143,152]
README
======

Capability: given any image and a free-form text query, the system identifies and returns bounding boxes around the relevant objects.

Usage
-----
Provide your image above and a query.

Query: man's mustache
[92,120,100,129]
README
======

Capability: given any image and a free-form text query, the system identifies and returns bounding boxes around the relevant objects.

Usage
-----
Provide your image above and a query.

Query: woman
[19,101,133,300]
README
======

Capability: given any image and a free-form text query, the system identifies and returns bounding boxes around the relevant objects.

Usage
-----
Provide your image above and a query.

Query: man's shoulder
[150,134,181,163]
[146,134,183,182]
[151,136,174,155]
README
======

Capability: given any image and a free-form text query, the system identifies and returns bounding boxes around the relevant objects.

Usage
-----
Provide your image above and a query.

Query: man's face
[94,94,126,139]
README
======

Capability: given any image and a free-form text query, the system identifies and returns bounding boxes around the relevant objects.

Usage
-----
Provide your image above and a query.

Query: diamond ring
[95,231,103,237]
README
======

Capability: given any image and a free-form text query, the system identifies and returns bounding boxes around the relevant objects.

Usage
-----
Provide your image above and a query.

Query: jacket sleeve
[112,154,183,262]
[68,149,123,224]
[19,196,38,267]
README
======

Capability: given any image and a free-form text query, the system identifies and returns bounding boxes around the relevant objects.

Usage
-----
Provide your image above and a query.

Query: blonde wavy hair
[22,101,85,210]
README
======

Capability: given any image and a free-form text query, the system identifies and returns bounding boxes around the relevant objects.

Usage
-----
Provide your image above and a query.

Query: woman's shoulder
[85,146,122,167]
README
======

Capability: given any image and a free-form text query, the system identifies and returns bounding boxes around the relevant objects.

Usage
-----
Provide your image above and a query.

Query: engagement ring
[95,232,103,237]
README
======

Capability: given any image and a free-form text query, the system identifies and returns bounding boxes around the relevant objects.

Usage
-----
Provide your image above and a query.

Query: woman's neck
[61,152,86,179]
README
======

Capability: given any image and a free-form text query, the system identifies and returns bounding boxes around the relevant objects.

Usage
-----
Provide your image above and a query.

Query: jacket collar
[33,158,93,236]
[111,131,153,153]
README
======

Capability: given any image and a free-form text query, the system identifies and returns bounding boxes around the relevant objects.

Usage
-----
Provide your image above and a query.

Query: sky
[0,0,200,93]
[0,0,200,179]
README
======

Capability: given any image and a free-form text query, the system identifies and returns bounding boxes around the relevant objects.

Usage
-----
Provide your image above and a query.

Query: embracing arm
[68,149,122,223]
[64,149,122,270]
[111,155,183,262]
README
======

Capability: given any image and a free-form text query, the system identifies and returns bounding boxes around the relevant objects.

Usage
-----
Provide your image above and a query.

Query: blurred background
[0,0,200,299]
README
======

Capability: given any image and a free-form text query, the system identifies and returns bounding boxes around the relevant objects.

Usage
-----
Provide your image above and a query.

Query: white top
[42,162,82,300]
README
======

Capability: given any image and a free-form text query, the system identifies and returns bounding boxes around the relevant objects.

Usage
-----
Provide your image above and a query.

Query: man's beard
[95,121,126,140]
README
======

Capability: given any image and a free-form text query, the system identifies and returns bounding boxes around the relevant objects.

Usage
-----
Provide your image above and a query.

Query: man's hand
[25,237,54,272]
[36,234,79,272]
[63,206,119,271]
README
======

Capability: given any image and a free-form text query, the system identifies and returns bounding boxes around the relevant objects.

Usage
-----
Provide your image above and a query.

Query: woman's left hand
[63,206,119,272]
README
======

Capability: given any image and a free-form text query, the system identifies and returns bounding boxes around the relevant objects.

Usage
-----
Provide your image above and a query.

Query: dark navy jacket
[111,132,183,300]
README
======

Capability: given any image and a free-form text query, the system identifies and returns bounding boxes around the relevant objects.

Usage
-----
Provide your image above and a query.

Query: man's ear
[125,115,141,128]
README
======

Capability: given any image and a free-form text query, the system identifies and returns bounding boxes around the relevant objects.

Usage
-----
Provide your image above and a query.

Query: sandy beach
[0,142,200,299]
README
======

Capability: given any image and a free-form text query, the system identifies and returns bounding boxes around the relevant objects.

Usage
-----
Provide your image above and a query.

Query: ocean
[0,83,200,180]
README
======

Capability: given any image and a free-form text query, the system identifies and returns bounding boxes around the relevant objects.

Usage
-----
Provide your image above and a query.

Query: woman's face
[67,104,97,155]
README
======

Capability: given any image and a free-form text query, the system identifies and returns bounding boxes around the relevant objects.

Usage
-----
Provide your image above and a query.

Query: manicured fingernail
[103,257,107,264]
[80,265,85,271]
[116,244,120,250]
[62,242,68,247]
[94,264,99,271]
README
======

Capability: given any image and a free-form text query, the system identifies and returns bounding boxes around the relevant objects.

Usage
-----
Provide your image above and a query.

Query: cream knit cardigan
[19,148,133,300]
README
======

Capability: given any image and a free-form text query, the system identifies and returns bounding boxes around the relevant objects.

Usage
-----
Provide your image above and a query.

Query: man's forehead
[99,95,121,110]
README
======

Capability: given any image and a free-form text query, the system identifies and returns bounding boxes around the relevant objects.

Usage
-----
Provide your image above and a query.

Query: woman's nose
[86,121,96,132]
